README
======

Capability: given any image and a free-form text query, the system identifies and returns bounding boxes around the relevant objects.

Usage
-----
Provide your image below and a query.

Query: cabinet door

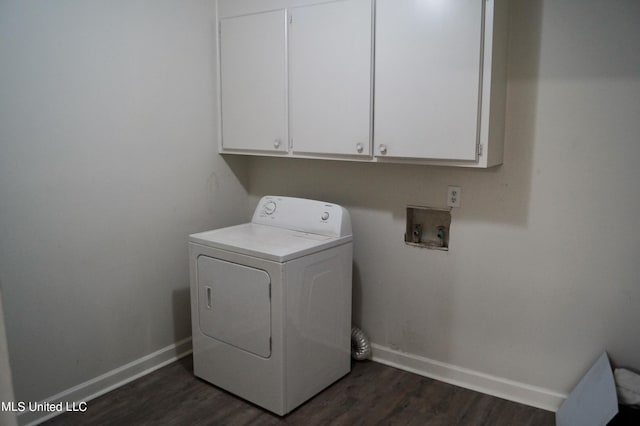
[289,0,372,157]
[219,10,288,153]
[374,0,483,160]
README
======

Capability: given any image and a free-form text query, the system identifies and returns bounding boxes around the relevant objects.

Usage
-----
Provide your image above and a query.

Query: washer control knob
[321,212,330,221]
[264,201,277,215]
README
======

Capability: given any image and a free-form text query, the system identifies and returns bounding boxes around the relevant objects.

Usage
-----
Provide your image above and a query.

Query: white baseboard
[18,337,192,426]
[370,343,566,412]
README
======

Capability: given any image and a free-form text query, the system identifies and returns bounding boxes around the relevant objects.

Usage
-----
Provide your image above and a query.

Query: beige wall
[248,0,640,401]
[0,0,248,404]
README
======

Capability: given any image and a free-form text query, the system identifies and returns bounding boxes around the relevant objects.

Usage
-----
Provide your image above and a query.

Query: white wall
[0,0,248,406]
[249,0,640,405]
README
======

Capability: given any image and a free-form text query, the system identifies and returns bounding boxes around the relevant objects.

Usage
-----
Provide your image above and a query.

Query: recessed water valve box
[405,206,451,251]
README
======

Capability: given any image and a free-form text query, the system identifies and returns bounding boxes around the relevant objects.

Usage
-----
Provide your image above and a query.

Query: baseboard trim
[18,337,192,426]
[370,343,566,412]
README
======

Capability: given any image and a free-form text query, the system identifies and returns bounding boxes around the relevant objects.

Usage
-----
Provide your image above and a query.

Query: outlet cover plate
[447,186,462,208]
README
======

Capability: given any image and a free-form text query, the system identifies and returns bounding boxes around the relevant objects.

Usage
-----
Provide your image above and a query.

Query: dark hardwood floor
[44,356,554,425]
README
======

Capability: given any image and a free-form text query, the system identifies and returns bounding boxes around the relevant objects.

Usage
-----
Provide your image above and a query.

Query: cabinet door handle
[273,139,281,149]
[356,143,364,153]
[379,144,388,155]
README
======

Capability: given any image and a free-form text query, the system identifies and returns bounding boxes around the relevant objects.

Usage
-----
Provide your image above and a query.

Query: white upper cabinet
[216,0,506,167]
[374,0,507,166]
[219,10,288,153]
[289,0,372,157]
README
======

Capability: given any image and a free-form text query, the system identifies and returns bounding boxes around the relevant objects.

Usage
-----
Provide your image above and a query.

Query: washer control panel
[252,196,351,237]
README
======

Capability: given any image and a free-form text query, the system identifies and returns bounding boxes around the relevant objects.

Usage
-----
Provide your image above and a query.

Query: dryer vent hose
[351,326,371,361]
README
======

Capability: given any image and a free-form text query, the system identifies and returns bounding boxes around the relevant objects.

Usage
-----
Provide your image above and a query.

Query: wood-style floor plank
[43,356,554,425]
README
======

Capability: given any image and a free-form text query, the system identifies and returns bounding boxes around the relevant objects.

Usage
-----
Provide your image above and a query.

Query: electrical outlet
[447,186,461,208]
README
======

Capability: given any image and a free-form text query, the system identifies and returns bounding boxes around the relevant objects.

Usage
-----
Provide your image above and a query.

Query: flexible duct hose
[351,326,371,361]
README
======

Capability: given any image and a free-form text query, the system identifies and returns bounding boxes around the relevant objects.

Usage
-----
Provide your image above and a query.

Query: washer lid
[189,223,352,262]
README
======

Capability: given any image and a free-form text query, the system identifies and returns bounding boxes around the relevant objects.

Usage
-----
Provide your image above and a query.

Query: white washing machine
[189,196,353,415]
